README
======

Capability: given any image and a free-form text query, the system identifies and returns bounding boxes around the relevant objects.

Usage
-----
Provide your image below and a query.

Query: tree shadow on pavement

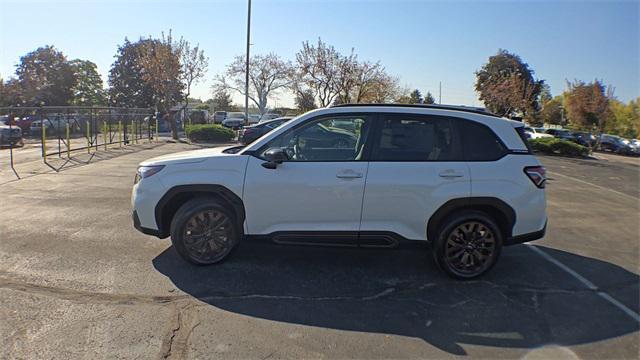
[153,241,639,355]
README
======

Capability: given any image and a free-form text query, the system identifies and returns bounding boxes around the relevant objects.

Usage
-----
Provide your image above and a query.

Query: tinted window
[259,115,371,161]
[371,115,459,161]
[459,120,507,161]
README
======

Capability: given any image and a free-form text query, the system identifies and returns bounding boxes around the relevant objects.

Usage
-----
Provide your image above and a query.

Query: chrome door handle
[439,170,464,178]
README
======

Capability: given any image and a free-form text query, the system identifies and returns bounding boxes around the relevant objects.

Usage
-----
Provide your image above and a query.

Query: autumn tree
[475,49,544,120]
[15,46,75,106]
[108,38,155,108]
[214,53,292,116]
[139,31,183,139]
[69,59,106,106]
[563,79,612,136]
[178,40,208,123]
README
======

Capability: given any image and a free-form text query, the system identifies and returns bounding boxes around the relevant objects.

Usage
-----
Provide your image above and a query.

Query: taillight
[524,166,546,188]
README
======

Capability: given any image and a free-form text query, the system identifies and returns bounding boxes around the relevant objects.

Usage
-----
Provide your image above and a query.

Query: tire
[170,198,240,265]
[432,210,503,279]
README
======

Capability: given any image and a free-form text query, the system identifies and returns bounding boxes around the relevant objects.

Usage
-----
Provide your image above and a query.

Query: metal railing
[0,106,158,178]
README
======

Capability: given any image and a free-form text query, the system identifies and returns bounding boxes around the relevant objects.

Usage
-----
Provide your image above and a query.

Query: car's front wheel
[432,210,503,279]
[170,198,240,265]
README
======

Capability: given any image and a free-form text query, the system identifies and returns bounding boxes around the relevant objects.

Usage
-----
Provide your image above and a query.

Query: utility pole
[244,0,252,125]
[438,81,442,104]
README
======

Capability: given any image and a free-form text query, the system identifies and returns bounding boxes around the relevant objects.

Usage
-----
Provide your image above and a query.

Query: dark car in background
[598,134,638,155]
[240,117,292,144]
[572,131,596,147]
[545,128,576,141]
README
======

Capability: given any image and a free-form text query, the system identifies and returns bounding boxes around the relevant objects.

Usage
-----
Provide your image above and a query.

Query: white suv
[132,104,547,278]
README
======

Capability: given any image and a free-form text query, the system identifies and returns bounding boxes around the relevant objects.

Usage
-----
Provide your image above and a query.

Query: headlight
[135,165,165,183]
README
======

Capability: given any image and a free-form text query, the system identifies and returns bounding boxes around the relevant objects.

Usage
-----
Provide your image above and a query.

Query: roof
[330,103,500,118]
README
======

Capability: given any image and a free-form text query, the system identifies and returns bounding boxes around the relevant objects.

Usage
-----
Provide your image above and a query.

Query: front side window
[259,115,372,161]
[371,115,459,161]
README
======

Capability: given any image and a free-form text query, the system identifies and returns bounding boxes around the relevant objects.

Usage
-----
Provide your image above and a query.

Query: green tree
[0,77,22,106]
[540,96,564,125]
[69,59,107,106]
[409,89,423,104]
[15,46,75,106]
[108,38,155,108]
[178,40,208,124]
[209,90,234,111]
[606,98,639,138]
[564,79,612,134]
[424,91,435,104]
[475,49,544,121]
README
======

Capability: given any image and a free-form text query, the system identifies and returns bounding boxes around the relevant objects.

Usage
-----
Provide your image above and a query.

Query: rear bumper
[505,220,547,246]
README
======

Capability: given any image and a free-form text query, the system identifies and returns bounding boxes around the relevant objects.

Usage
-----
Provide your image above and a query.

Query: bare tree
[179,40,208,125]
[294,39,342,107]
[214,53,292,116]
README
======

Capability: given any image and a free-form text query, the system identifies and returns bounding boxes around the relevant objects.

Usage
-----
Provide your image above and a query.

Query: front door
[243,114,374,245]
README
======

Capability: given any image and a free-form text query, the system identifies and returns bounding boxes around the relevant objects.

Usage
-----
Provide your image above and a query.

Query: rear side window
[514,126,533,153]
[459,120,507,161]
[371,115,460,161]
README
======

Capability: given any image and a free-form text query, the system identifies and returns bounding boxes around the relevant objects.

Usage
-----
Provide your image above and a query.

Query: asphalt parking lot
[1,144,638,359]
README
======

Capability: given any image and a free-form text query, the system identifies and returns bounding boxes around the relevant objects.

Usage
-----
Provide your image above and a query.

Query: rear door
[360,113,470,242]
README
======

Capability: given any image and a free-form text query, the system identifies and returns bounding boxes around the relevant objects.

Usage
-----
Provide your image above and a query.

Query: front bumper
[132,210,162,237]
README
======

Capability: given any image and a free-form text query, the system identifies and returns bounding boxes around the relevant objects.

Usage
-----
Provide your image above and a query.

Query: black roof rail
[329,103,502,118]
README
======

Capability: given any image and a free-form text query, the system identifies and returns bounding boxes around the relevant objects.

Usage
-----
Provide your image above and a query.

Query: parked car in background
[240,117,292,144]
[572,131,597,147]
[0,124,23,147]
[248,114,261,124]
[598,134,638,155]
[545,128,575,141]
[213,111,227,124]
[222,112,247,129]
[259,113,281,123]
[524,127,553,139]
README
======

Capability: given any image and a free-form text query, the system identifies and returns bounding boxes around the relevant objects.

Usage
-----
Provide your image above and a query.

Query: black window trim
[253,112,379,163]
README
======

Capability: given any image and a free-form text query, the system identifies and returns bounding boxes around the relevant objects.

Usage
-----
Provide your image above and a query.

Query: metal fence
[0,106,157,178]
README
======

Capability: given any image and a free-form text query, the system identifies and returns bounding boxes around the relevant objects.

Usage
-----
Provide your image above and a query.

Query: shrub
[529,137,589,157]
[185,124,235,142]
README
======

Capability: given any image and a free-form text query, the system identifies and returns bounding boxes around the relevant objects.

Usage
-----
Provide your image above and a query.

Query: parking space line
[527,244,640,323]
[548,171,638,202]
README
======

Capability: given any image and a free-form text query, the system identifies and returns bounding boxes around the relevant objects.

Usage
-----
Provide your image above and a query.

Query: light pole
[244,0,252,125]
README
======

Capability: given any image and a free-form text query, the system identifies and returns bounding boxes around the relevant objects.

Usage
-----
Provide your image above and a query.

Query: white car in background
[524,127,553,139]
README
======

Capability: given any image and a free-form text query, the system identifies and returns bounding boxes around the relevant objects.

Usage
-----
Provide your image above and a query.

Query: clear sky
[1,0,638,108]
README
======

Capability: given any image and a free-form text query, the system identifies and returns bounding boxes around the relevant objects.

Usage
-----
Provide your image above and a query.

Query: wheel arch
[427,197,516,243]
[154,184,246,239]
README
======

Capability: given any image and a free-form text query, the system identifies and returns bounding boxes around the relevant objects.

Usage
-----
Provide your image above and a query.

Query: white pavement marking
[548,171,638,202]
[527,244,640,323]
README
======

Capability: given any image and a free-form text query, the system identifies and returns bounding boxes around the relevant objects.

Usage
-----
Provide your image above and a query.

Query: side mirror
[261,148,287,169]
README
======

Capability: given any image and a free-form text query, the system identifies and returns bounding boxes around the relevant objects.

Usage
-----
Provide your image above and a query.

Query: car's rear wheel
[170,198,240,265]
[432,210,502,279]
